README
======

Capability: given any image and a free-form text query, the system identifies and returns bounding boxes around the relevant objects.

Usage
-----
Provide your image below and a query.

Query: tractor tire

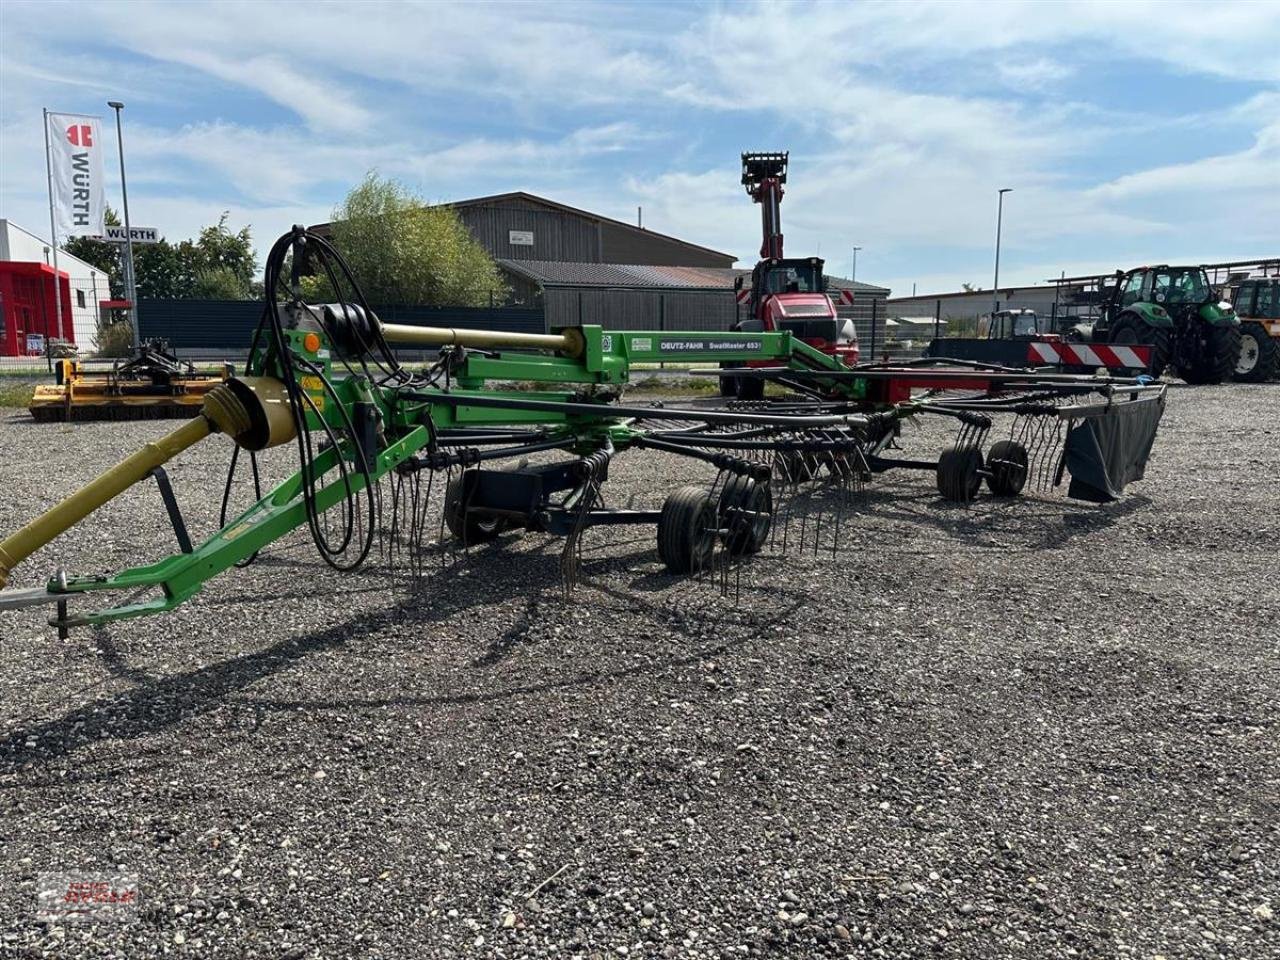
[1110,314,1171,378]
[1234,322,1278,382]
[718,476,772,555]
[936,445,984,502]
[985,440,1029,497]
[1180,323,1241,385]
[735,374,764,401]
[657,485,718,574]
[444,473,507,544]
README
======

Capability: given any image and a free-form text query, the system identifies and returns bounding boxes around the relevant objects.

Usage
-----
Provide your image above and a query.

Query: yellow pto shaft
[0,376,294,590]
[378,321,585,358]
[0,416,212,589]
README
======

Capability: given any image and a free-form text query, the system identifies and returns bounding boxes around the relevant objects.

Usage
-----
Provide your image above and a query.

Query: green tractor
[1070,265,1241,384]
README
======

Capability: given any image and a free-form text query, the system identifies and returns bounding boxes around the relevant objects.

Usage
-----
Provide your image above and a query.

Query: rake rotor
[0,227,1169,633]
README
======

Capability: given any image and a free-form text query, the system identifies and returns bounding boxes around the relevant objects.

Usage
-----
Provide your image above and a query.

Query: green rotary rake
[0,228,1167,633]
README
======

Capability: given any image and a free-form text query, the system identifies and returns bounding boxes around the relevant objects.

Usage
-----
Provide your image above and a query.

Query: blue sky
[1,0,1276,297]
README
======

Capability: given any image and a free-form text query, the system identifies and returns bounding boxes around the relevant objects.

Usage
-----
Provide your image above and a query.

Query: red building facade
[0,262,76,356]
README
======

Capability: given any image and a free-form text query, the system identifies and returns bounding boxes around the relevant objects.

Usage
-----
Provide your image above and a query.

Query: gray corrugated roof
[825,275,893,295]
[498,260,740,289]
[500,260,889,294]
[450,193,735,261]
[310,192,736,262]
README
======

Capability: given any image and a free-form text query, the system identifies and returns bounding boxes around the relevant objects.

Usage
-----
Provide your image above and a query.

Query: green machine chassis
[0,229,1168,633]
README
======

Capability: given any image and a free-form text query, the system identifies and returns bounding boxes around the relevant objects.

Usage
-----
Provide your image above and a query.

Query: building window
[77,289,86,309]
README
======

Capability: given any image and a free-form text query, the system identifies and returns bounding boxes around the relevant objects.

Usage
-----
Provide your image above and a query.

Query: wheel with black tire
[718,476,772,555]
[444,472,506,544]
[985,440,1028,497]
[936,445,984,502]
[1234,322,1278,382]
[736,374,764,401]
[1180,323,1241,385]
[657,486,717,574]
[1110,314,1171,378]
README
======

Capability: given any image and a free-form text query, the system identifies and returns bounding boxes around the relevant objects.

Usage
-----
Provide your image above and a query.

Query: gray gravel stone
[0,384,1277,958]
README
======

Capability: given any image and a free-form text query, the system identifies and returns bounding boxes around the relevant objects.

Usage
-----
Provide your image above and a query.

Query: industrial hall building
[311,191,889,334]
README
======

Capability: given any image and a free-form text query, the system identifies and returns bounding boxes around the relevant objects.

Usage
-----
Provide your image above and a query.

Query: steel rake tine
[407,471,421,580]
[1028,417,1048,491]
[768,471,789,554]
[797,464,813,554]
[1028,419,1045,490]
[1039,419,1058,491]
[439,464,455,567]
[1043,418,1065,490]
[832,465,848,559]
[1023,418,1044,492]
[734,533,743,601]
[810,433,836,556]
[418,467,430,575]
[560,477,598,596]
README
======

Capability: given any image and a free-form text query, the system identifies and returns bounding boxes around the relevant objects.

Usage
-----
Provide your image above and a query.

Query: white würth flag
[46,112,106,239]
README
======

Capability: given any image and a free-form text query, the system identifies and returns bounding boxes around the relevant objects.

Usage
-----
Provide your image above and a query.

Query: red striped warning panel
[1028,341,1152,370]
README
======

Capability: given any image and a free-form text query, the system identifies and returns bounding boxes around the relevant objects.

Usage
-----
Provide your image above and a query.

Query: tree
[194,214,255,294]
[62,207,124,297]
[65,212,258,301]
[193,265,252,299]
[960,282,983,292]
[305,173,506,307]
[134,240,192,299]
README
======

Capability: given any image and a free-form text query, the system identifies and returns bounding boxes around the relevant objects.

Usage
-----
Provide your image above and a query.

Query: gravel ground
[0,383,1277,959]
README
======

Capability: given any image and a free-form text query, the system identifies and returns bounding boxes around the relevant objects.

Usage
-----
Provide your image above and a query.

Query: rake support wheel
[985,440,1029,497]
[718,476,772,555]
[658,485,718,574]
[936,445,984,502]
[444,472,507,544]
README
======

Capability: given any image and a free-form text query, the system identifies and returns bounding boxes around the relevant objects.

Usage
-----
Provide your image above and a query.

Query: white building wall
[887,287,1070,324]
[0,219,112,350]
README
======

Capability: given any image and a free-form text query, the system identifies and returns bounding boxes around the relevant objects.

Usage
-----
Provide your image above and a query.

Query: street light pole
[992,188,1011,315]
[108,100,139,350]
[851,246,862,284]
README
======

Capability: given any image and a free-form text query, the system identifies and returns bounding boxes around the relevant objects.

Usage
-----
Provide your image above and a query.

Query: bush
[96,321,135,358]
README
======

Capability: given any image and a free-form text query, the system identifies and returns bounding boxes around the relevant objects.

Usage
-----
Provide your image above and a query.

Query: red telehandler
[720,152,859,400]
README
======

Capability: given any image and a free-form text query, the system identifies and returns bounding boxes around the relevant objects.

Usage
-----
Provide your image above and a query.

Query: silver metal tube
[378,321,580,356]
[993,188,1011,315]
[42,108,65,345]
[109,101,140,350]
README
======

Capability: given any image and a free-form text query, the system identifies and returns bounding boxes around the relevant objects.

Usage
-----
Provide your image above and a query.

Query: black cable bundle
[222,226,439,573]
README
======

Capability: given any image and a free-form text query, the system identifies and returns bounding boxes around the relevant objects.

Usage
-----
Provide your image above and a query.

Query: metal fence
[0,279,105,371]
[0,299,546,372]
[0,292,931,372]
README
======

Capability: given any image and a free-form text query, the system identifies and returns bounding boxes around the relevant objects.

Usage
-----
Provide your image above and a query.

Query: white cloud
[1,0,1276,288]
[996,58,1075,90]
